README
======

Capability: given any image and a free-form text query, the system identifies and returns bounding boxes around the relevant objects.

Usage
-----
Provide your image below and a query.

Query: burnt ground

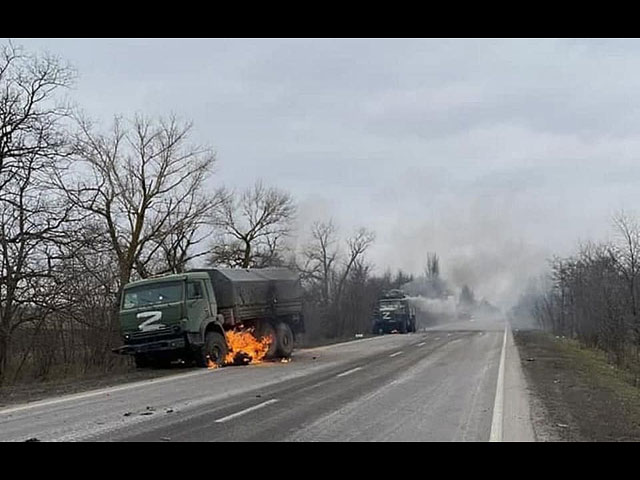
[514,329,640,441]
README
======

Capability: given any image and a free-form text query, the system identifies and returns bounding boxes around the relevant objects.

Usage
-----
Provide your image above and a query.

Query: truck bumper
[112,337,187,355]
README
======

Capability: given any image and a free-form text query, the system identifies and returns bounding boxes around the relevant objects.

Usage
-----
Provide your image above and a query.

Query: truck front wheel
[196,331,228,367]
[275,322,294,358]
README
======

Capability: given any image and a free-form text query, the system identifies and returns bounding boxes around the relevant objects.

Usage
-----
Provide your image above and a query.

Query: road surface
[0,317,534,441]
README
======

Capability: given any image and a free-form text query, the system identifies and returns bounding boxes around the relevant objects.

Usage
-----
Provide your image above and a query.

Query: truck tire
[275,322,294,358]
[196,331,228,367]
[257,321,278,359]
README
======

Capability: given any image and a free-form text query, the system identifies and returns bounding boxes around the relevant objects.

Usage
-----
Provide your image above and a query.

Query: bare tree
[611,211,640,319]
[63,114,216,292]
[208,181,296,268]
[296,222,375,339]
[0,42,75,383]
[335,227,375,304]
[299,220,339,306]
[0,42,75,192]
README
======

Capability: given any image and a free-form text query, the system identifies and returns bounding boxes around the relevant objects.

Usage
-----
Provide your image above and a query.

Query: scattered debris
[161,437,171,442]
[280,358,291,363]
[24,437,40,442]
[165,408,174,413]
[312,356,318,360]
[527,357,535,362]
[256,394,262,398]
[123,412,132,417]
[355,333,364,338]
[140,411,154,416]
[557,423,569,428]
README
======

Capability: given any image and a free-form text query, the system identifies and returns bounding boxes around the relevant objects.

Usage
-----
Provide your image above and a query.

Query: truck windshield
[380,301,404,311]
[122,281,183,309]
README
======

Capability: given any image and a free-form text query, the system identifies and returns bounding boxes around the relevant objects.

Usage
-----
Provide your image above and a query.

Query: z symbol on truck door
[137,311,166,331]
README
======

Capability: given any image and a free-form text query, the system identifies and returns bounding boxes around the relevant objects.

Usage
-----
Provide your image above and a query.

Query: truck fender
[201,315,225,339]
[188,315,225,347]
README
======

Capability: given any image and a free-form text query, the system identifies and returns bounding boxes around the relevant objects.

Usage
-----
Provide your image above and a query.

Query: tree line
[513,211,640,384]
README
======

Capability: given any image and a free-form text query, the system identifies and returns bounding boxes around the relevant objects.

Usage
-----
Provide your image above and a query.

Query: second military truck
[113,268,304,368]
[372,289,417,334]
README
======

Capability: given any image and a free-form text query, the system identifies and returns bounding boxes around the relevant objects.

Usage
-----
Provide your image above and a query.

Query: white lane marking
[416,342,426,347]
[389,351,403,358]
[0,369,218,415]
[215,399,279,423]
[336,367,363,378]
[489,325,508,442]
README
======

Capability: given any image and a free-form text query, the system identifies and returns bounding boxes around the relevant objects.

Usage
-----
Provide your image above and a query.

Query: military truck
[372,289,416,334]
[112,268,304,368]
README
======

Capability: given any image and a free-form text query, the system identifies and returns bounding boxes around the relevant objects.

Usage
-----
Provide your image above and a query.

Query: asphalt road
[0,316,535,442]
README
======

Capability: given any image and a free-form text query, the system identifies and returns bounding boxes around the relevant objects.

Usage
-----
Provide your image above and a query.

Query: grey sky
[14,38,640,306]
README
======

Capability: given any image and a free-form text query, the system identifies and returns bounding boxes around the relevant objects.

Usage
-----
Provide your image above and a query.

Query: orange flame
[224,329,271,365]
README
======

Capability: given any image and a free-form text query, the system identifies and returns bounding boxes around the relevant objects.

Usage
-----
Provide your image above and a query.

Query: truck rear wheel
[275,322,294,358]
[196,331,228,367]
[257,321,278,359]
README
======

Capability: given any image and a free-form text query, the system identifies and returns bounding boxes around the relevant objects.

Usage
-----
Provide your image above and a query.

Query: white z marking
[137,311,165,331]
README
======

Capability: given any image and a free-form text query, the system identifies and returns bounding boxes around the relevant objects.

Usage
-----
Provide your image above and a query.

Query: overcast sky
[14,38,640,306]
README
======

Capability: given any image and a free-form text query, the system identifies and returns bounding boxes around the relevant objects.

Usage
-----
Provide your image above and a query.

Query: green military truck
[372,289,417,334]
[113,268,304,368]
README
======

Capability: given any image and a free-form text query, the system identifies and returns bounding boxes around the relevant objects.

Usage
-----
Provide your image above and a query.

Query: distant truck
[112,268,304,368]
[372,289,416,334]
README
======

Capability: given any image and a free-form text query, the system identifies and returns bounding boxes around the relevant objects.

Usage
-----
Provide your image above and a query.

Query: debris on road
[161,437,171,442]
[123,412,132,417]
[24,437,40,442]
[165,408,174,413]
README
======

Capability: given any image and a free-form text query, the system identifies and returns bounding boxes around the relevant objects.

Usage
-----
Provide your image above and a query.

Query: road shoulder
[513,329,640,441]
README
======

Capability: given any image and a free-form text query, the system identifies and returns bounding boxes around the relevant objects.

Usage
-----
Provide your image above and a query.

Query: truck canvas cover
[190,268,303,323]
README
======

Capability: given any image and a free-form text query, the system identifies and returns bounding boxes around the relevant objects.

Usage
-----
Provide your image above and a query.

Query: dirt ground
[514,329,640,441]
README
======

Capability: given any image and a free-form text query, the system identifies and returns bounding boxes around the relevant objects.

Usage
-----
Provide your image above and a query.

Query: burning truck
[112,268,304,368]
[372,289,417,334]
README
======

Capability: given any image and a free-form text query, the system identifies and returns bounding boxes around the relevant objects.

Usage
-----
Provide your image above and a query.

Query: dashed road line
[336,367,363,378]
[215,399,279,423]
